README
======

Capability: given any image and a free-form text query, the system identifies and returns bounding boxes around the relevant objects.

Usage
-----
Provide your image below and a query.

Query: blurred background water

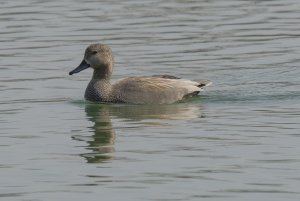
[1,0,300,200]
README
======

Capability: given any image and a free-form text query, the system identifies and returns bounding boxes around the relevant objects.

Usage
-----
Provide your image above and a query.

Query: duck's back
[111,76,210,104]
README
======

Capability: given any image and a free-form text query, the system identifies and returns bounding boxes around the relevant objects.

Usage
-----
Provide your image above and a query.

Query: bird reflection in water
[75,104,116,163]
[73,102,204,163]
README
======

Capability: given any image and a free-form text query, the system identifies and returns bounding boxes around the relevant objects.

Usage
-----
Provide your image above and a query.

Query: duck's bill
[69,60,90,75]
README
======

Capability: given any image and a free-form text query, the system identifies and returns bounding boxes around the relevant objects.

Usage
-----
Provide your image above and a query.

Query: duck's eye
[91,51,98,55]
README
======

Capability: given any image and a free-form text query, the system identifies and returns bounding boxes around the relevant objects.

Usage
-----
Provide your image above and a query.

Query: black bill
[69,60,90,75]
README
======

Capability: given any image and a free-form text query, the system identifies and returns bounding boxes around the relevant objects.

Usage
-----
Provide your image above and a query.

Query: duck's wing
[112,77,205,104]
[151,75,212,88]
[151,74,180,79]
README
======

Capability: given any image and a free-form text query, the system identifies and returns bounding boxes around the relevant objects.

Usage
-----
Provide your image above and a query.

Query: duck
[69,43,211,104]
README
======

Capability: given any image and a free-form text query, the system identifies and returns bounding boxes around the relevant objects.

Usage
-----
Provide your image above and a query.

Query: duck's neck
[92,65,112,80]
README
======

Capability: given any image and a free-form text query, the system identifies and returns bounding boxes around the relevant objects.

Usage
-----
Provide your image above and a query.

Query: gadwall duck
[69,44,211,104]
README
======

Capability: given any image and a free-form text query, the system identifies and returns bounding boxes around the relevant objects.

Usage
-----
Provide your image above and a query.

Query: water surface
[1,0,300,200]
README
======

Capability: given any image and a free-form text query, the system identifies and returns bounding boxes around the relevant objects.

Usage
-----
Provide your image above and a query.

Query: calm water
[1,0,300,200]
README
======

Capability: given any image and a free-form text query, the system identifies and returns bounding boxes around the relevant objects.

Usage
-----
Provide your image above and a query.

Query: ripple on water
[1,0,300,201]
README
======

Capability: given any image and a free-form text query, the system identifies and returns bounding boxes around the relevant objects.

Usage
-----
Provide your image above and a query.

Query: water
[1,0,300,200]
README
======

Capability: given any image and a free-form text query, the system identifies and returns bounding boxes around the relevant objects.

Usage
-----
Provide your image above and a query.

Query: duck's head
[69,44,113,75]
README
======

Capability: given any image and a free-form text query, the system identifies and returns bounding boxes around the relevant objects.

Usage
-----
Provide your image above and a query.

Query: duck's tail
[194,80,212,88]
[182,79,212,99]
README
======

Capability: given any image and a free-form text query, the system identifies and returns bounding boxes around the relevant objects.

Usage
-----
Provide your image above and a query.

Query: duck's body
[85,75,211,104]
[69,44,211,104]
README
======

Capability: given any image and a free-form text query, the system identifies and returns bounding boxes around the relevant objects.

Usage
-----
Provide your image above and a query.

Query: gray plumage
[69,44,212,104]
